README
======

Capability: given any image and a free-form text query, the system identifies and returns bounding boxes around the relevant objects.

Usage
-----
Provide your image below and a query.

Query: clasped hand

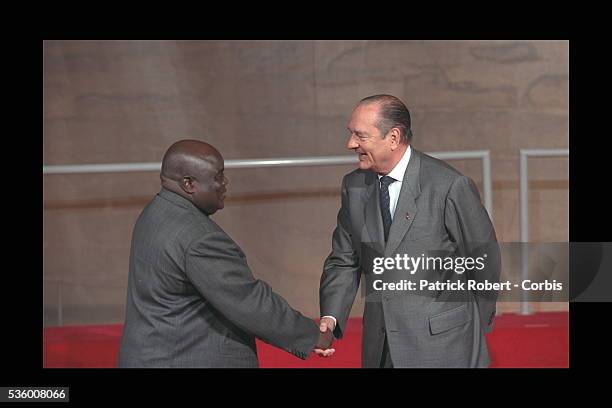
[313,317,336,357]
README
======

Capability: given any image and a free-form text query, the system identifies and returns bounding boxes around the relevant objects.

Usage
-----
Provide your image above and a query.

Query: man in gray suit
[118,140,333,367]
[317,95,500,367]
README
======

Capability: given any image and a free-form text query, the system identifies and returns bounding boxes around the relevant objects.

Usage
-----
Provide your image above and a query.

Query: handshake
[313,317,336,357]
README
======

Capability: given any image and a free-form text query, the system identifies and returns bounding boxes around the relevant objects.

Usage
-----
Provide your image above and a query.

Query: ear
[180,176,196,194]
[388,127,402,150]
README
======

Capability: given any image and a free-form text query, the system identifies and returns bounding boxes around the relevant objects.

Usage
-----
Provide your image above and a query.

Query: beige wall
[43,40,568,325]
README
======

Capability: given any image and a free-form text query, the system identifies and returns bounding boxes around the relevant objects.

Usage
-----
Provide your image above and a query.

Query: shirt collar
[378,144,412,182]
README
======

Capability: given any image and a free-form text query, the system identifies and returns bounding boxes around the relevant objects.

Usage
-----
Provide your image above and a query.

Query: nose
[347,135,359,150]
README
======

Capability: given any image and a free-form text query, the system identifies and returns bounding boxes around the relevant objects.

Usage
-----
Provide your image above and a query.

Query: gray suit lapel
[385,148,422,257]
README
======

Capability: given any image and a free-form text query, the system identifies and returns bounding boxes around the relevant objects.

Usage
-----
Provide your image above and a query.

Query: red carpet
[43,312,568,368]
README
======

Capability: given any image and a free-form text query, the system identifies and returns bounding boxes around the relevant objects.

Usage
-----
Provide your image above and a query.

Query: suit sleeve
[320,175,362,339]
[444,175,501,333]
[185,231,319,360]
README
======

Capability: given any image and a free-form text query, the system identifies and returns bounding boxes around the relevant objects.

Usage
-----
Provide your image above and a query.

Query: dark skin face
[160,140,229,215]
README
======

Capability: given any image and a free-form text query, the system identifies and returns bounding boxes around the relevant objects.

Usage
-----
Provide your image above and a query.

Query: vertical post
[58,280,63,326]
[482,152,493,219]
[519,151,531,315]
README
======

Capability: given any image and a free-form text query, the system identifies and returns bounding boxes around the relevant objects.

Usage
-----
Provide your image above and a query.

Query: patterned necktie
[379,175,396,242]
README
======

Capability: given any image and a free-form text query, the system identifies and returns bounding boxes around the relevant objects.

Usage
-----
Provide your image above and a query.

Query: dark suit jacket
[320,148,501,367]
[118,188,319,367]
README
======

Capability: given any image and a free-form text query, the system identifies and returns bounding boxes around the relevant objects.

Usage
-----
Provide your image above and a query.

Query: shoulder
[343,168,377,188]
[141,194,225,241]
[417,150,467,187]
[417,152,480,200]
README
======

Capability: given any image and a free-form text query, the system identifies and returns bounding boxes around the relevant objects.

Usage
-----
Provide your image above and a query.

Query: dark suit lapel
[364,172,385,254]
[385,148,422,257]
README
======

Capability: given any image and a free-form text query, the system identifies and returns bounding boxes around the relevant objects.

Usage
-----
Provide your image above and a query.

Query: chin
[358,161,373,170]
[204,205,222,215]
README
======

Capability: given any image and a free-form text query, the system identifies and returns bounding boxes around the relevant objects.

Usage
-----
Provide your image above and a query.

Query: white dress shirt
[378,144,412,220]
[321,145,412,331]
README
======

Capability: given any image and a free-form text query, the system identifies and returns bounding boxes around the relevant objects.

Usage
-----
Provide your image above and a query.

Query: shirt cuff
[321,315,337,327]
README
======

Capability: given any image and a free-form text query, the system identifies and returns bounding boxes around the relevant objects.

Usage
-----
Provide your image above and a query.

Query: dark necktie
[379,175,396,242]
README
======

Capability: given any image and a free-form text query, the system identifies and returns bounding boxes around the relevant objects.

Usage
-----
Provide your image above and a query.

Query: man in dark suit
[317,95,500,367]
[118,140,333,367]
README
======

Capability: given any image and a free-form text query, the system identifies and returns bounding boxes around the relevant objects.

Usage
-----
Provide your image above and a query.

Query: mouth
[358,153,368,160]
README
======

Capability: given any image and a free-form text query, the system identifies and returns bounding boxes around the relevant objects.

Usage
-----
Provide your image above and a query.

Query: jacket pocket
[428,304,470,335]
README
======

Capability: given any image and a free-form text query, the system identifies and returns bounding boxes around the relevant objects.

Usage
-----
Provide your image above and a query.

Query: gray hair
[359,94,413,144]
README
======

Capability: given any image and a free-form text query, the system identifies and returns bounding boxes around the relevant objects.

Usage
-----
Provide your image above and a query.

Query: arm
[320,175,362,339]
[185,231,321,359]
[444,175,501,332]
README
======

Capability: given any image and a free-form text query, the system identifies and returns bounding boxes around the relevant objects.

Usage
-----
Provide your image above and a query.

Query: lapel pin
[405,213,411,220]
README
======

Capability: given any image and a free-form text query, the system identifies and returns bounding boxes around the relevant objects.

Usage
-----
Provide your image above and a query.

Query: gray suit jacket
[118,188,319,367]
[320,148,500,368]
